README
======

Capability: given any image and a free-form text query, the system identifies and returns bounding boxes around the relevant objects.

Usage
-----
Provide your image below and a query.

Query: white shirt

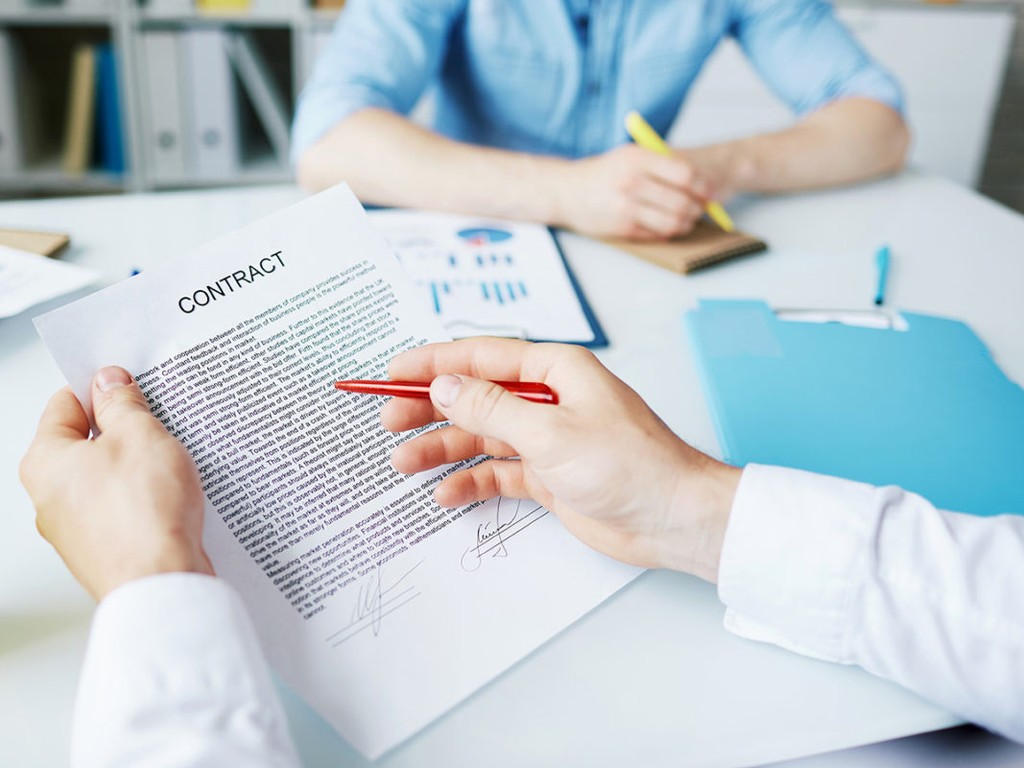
[72,465,1024,766]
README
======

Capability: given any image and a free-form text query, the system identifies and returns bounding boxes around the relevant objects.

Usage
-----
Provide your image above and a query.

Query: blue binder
[684,299,1024,516]
[94,44,125,174]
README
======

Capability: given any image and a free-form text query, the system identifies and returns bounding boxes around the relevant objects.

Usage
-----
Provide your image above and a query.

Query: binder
[62,44,97,174]
[94,44,125,175]
[685,299,1024,516]
[140,30,187,180]
[180,28,239,178]
[223,31,290,165]
[0,30,23,173]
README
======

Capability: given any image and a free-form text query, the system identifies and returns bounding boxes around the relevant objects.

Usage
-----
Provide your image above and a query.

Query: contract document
[34,186,639,758]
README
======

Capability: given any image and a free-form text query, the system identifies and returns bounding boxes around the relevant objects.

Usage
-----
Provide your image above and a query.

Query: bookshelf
[0,1,1016,197]
[0,0,338,196]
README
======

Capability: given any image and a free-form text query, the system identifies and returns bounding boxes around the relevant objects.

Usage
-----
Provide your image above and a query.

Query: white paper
[34,186,638,758]
[369,209,600,344]
[0,244,98,318]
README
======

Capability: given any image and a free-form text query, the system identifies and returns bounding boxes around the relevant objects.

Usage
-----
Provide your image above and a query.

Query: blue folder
[94,45,125,175]
[684,299,1024,516]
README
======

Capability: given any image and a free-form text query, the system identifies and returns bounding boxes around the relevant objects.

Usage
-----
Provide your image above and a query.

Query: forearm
[296,108,572,224]
[719,464,1024,742]
[687,98,909,197]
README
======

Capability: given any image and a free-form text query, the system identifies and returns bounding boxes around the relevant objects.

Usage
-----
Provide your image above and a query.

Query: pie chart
[456,227,513,246]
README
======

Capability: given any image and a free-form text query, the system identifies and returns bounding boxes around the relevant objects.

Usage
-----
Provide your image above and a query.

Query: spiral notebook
[605,220,767,274]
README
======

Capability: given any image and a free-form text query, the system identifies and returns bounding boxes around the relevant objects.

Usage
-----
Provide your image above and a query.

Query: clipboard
[684,299,1024,516]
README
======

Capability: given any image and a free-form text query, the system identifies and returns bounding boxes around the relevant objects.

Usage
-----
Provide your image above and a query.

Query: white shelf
[0,7,114,24]
[0,166,126,192]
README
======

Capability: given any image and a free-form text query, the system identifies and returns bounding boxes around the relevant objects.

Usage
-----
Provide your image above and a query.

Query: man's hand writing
[382,339,740,582]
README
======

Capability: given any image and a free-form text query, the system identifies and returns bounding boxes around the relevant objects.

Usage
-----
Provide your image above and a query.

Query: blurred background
[0,0,1019,212]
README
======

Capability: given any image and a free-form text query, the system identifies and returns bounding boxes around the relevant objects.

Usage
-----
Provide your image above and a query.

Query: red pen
[334,379,558,405]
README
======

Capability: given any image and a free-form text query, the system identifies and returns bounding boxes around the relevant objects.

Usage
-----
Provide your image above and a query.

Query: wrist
[687,143,757,200]
[534,156,578,229]
[95,535,213,601]
[661,451,741,582]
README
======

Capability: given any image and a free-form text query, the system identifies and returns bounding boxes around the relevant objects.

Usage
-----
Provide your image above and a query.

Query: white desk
[1,172,1022,767]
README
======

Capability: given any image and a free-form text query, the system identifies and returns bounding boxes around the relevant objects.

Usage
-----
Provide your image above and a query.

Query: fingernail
[431,374,462,408]
[95,367,132,392]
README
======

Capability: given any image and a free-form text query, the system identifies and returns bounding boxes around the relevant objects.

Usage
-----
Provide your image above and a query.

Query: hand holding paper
[21,367,212,601]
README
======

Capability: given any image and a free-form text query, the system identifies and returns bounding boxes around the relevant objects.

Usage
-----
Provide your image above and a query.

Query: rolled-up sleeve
[729,0,903,116]
[719,463,1024,742]
[291,0,466,162]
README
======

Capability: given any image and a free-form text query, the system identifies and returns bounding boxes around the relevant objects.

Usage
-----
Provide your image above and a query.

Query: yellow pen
[624,110,735,233]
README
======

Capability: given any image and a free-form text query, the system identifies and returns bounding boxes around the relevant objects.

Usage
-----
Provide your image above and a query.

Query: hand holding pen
[372,337,740,582]
[624,111,736,233]
[552,120,721,241]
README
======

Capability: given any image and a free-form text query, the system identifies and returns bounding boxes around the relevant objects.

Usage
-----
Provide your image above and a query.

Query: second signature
[460,498,548,572]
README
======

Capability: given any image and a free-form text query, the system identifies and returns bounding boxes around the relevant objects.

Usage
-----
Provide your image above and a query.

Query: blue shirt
[292,0,903,162]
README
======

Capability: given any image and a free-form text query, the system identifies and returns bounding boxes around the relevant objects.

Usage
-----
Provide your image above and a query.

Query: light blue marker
[874,245,891,306]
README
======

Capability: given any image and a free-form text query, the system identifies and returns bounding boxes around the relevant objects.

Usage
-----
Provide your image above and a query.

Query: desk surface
[1,172,1022,767]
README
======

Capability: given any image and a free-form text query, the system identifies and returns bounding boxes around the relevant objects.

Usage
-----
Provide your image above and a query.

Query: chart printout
[368,209,601,344]
[34,186,638,758]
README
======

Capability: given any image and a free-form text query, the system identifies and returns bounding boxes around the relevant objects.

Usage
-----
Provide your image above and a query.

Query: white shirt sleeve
[718,464,1024,742]
[72,572,301,768]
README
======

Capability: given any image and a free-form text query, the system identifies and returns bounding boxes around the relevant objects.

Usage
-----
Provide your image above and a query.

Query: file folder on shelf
[95,44,125,175]
[181,28,239,179]
[141,30,187,181]
[62,44,97,174]
[0,30,23,173]
[684,299,1024,516]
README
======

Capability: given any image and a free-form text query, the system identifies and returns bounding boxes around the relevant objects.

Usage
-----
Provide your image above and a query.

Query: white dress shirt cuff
[717,463,880,663]
[73,572,299,768]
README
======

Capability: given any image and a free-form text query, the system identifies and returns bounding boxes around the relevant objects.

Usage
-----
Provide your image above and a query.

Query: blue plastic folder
[685,300,1024,516]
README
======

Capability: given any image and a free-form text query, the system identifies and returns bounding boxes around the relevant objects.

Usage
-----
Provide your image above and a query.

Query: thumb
[92,366,151,432]
[430,374,537,448]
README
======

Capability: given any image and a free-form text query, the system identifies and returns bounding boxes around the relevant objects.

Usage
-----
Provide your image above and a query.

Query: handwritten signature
[327,559,423,646]
[460,498,548,572]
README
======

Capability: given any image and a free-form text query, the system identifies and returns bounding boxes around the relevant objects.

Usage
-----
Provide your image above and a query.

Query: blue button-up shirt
[292,0,902,162]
